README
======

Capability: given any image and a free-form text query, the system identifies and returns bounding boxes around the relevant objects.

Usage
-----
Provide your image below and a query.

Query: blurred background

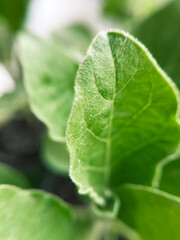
[0,0,179,238]
[0,0,173,93]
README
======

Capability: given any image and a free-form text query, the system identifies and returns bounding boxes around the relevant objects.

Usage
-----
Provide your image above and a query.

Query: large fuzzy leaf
[116,184,180,240]
[67,30,180,204]
[20,34,78,141]
[133,0,180,88]
[0,185,76,240]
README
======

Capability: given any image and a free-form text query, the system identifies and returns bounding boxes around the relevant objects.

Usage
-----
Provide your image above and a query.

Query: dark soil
[0,116,83,205]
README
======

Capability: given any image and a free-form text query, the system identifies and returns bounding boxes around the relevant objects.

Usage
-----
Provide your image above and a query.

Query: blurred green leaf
[0,0,30,81]
[0,163,30,188]
[102,0,131,19]
[52,24,93,61]
[102,0,170,21]
[67,30,180,206]
[0,0,30,31]
[116,184,180,240]
[0,19,14,62]
[133,0,180,88]
[20,34,78,141]
[42,134,69,175]
[159,155,180,197]
[0,185,77,240]
[0,81,27,125]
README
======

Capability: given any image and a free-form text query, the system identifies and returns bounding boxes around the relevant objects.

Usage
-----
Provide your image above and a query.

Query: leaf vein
[105,36,128,184]
[118,78,153,132]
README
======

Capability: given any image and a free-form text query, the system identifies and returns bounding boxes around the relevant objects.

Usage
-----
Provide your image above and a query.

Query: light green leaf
[52,24,93,62]
[0,81,27,125]
[159,155,180,197]
[0,185,76,240]
[67,30,180,204]
[0,163,30,188]
[42,134,69,175]
[116,184,180,240]
[133,0,180,88]
[20,34,78,141]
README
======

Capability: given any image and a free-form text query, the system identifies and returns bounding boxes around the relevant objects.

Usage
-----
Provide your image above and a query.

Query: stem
[106,219,141,240]
[72,206,141,240]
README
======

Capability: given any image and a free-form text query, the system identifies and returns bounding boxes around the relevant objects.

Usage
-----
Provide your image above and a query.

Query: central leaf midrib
[104,36,127,186]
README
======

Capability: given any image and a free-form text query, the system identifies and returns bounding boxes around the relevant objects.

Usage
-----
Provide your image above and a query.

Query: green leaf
[42,134,69,175]
[67,30,180,204]
[0,0,30,31]
[133,0,180,88]
[158,155,180,197]
[0,185,76,240]
[0,163,30,188]
[20,34,78,141]
[0,80,27,125]
[102,0,170,22]
[102,0,130,19]
[0,19,14,63]
[52,24,93,62]
[116,184,180,240]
